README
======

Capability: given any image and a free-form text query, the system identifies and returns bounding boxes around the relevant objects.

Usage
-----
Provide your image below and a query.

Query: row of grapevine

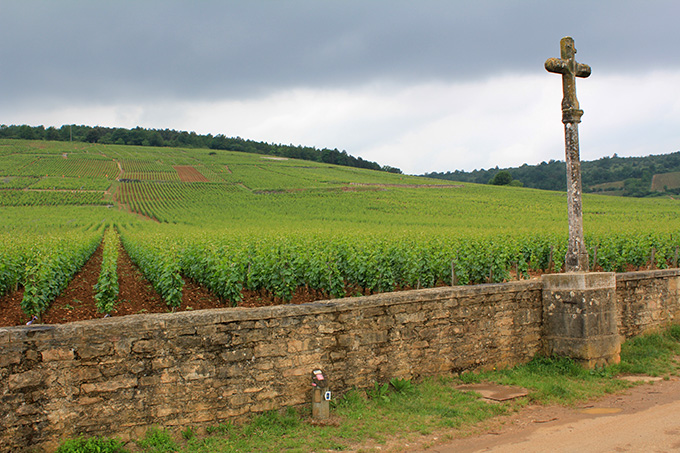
[588,232,680,272]
[0,175,109,191]
[119,230,184,309]
[5,226,677,320]
[17,156,119,178]
[120,159,180,181]
[15,226,677,316]
[115,181,242,222]
[20,229,104,318]
[0,176,39,189]
[117,182,187,206]
[118,227,680,306]
[31,176,112,191]
[0,154,40,176]
[0,233,28,296]
[94,227,121,314]
[0,190,108,207]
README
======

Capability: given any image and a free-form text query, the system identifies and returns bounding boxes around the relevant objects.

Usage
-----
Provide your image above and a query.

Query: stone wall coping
[0,280,542,343]
[616,268,680,282]
[542,272,616,290]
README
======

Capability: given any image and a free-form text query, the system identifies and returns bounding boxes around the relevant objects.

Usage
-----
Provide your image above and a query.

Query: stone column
[542,272,620,368]
[563,121,589,272]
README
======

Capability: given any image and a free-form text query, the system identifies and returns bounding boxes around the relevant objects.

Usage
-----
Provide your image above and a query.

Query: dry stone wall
[616,269,680,338]
[1,281,542,452]
[1,269,679,452]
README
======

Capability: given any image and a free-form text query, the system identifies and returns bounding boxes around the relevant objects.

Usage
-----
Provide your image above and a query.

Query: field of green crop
[651,171,680,192]
[2,138,680,319]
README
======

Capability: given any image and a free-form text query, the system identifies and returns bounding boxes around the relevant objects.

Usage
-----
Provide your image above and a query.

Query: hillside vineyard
[1,139,680,322]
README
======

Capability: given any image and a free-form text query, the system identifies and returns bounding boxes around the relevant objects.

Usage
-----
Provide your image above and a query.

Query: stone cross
[545,36,591,272]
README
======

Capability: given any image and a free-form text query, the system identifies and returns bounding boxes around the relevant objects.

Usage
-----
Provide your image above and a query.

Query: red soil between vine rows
[0,241,321,328]
[0,242,649,328]
[174,165,210,182]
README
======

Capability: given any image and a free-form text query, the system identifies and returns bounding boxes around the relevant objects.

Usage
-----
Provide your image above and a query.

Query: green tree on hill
[489,170,512,185]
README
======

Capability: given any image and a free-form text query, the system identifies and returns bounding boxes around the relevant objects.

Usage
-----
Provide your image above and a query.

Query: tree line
[424,152,680,197]
[0,124,402,174]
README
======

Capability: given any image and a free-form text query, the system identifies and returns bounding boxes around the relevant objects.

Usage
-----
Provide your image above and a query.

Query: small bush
[367,382,391,402]
[181,426,195,440]
[390,377,415,395]
[57,436,127,453]
[136,427,179,452]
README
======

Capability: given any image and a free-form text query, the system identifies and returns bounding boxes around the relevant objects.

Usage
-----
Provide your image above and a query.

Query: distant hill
[0,123,403,175]
[423,152,680,197]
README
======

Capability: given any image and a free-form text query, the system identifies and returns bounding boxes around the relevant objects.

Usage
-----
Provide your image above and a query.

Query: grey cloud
[1,0,679,108]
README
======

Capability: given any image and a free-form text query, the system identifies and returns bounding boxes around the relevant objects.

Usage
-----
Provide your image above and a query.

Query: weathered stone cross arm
[545,37,591,124]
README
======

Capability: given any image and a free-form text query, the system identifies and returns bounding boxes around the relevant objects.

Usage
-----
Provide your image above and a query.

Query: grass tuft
[137,427,179,452]
[57,436,128,453]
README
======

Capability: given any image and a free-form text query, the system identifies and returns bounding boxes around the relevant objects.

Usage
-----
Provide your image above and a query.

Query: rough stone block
[0,329,10,345]
[287,339,310,353]
[8,370,47,391]
[131,339,162,354]
[159,370,178,384]
[221,347,254,362]
[179,362,214,381]
[0,350,21,368]
[81,376,138,394]
[360,331,389,345]
[216,405,251,419]
[76,342,113,360]
[151,356,175,370]
[317,322,342,334]
[112,337,133,356]
[253,343,286,358]
[77,396,103,406]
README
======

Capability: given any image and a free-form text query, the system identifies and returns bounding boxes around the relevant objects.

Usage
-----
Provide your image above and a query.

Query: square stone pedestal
[542,272,620,368]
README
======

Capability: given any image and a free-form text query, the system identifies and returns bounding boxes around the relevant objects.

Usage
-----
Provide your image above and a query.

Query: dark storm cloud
[2,0,678,108]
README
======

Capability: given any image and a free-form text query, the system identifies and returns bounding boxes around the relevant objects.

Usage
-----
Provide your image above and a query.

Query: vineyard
[1,138,680,326]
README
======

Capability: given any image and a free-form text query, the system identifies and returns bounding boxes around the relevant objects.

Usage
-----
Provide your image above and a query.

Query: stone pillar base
[542,272,620,368]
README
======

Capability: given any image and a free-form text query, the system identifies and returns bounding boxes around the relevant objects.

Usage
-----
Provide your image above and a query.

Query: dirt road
[425,377,680,452]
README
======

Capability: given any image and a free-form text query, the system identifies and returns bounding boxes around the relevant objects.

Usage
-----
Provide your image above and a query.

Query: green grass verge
[611,324,680,377]
[58,325,680,453]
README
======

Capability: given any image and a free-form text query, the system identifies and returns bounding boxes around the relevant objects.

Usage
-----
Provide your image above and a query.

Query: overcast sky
[2,1,679,174]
